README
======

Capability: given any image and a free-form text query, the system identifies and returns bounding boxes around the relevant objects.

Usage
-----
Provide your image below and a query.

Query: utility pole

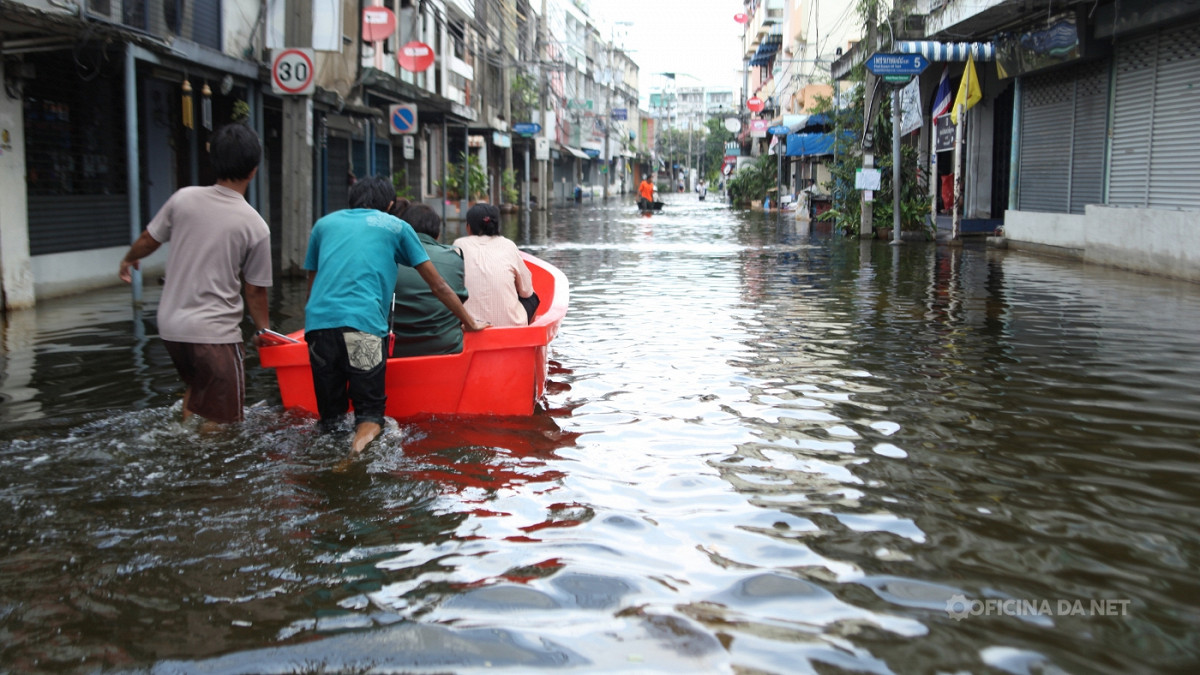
[603,43,612,200]
[281,1,313,276]
[860,0,878,239]
[502,0,513,187]
[538,0,549,210]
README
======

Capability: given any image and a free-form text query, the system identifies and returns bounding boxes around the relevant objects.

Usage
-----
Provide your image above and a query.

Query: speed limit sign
[271,48,315,95]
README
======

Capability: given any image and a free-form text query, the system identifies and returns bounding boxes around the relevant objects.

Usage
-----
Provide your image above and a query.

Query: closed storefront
[1016,58,1109,214]
[1109,24,1200,210]
[23,48,128,256]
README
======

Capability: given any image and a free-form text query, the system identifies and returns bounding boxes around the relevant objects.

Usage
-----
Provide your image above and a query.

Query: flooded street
[2,193,1200,673]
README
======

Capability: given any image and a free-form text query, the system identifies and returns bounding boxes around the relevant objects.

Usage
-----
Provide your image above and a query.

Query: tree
[701,117,735,184]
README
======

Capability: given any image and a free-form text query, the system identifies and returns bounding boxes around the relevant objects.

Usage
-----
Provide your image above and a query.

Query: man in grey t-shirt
[119,123,272,427]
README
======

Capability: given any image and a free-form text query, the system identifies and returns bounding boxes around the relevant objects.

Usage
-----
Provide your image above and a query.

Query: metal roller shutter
[1110,24,1200,210]
[23,48,129,256]
[1069,60,1109,214]
[1017,60,1109,214]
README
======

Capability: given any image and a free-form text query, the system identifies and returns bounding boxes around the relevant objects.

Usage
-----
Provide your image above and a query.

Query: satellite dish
[724,117,741,133]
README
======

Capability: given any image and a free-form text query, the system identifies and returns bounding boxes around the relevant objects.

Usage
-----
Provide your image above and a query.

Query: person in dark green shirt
[390,204,470,357]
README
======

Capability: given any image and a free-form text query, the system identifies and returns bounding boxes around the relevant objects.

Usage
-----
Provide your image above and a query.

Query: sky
[591,0,749,103]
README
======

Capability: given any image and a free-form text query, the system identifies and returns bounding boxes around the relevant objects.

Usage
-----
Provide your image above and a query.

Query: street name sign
[866,53,929,77]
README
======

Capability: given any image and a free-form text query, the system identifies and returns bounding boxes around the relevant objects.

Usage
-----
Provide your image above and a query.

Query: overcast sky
[591,0,749,101]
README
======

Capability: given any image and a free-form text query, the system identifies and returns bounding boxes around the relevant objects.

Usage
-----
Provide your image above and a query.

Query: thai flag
[931,66,951,121]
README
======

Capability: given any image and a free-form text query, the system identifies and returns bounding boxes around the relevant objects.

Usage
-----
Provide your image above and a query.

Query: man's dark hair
[402,204,442,239]
[208,123,261,181]
[348,176,396,211]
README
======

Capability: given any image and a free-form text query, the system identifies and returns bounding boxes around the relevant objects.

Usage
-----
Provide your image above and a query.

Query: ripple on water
[2,200,1200,672]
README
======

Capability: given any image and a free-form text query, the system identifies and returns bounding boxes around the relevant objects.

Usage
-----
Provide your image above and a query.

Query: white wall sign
[900,78,923,136]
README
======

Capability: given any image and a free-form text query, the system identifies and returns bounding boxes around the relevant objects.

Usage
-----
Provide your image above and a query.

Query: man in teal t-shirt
[390,204,469,357]
[303,177,488,457]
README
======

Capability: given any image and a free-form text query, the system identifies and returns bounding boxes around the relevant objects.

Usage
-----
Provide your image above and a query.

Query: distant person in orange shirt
[638,176,656,211]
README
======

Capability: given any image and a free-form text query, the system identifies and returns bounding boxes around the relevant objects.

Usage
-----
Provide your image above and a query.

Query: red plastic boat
[259,252,568,418]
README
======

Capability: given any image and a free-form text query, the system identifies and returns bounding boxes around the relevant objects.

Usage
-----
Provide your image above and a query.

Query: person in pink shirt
[453,203,537,327]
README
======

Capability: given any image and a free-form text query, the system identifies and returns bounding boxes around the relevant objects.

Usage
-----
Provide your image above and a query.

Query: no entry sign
[398,42,435,72]
[362,7,396,43]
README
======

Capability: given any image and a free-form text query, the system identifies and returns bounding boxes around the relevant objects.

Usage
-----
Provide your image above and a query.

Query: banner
[900,77,923,136]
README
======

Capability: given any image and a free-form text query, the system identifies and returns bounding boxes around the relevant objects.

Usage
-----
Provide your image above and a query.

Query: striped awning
[749,32,783,67]
[897,41,994,62]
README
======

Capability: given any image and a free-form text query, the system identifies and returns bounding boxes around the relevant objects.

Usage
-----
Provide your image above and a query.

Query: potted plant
[392,169,414,201]
[500,169,519,211]
[727,155,775,208]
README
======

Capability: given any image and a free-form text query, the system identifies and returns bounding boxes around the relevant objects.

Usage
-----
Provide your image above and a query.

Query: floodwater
[2,193,1200,674]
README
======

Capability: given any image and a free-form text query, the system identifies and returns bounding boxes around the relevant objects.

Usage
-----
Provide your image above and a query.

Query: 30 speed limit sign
[271,48,315,95]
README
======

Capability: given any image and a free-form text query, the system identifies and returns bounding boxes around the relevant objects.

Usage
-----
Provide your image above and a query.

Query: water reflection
[1,193,1199,672]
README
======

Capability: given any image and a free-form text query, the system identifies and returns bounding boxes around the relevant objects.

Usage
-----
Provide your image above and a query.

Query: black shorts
[305,328,387,429]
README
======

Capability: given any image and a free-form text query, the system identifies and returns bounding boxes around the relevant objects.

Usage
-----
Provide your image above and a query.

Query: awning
[785,131,853,157]
[788,113,832,133]
[749,31,782,67]
[560,145,589,159]
[897,41,994,62]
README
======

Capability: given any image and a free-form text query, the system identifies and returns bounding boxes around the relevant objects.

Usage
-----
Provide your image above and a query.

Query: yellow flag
[951,53,981,125]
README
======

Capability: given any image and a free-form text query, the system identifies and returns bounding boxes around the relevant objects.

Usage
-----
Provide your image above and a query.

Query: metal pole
[603,45,612,200]
[776,137,782,206]
[462,124,469,214]
[952,103,964,241]
[523,139,531,211]
[930,116,939,228]
[441,120,448,223]
[125,45,142,305]
[892,87,902,245]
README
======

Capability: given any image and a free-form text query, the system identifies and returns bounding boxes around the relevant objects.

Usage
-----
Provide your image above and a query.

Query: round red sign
[362,7,396,43]
[734,13,749,24]
[747,96,765,112]
[398,41,435,72]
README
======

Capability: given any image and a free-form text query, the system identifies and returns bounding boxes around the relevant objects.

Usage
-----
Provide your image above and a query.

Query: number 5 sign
[271,48,315,95]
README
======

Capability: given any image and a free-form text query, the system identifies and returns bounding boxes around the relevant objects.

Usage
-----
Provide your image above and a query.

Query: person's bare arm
[244,283,270,347]
[415,261,488,331]
[306,270,316,303]
[119,230,162,282]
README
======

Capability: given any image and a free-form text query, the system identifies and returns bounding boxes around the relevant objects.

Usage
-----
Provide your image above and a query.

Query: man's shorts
[163,341,245,424]
[306,328,387,429]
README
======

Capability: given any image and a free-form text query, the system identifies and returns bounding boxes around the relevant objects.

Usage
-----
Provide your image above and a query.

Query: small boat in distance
[639,201,664,215]
[260,252,569,418]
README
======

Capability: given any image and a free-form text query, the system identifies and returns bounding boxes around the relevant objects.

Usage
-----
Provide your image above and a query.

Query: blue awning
[785,131,854,157]
[749,32,782,67]
[789,113,832,133]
